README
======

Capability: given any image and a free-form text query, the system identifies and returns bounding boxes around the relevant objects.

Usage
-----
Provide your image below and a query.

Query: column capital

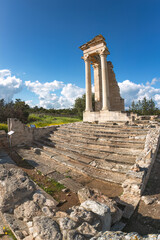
[92,63,100,69]
[99,47,110,56]
[83,54,91,62]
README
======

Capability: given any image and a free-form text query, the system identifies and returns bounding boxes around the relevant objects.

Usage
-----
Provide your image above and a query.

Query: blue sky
[0,0,160,109]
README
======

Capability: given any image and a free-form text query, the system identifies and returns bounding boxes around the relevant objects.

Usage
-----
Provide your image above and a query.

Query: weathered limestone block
[67,230,85,240]
[77,222,98,238]
[58,217,77,230]
[32,216,62,240]
[78,188,122,225]
[14,200,40,221]
[81,200,111,231]
[68,206,95,225]
[0,168,35,213]
[32,191,46,206]
[78,187,93,203]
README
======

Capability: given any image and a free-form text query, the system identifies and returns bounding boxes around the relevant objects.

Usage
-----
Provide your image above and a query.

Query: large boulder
[0,168,36,212]
[81,200,111,231]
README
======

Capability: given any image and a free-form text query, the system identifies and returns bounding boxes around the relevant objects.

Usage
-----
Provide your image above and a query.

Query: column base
[101,108,109,111]
[85,109,93,112]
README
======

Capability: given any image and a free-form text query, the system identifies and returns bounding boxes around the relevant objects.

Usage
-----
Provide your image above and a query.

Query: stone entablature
[79,35,130,122]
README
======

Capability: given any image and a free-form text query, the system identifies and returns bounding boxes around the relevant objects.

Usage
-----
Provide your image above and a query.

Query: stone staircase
[15,122,149,194]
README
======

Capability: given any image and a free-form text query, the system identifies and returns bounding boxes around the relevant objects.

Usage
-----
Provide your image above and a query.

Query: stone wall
[107,61,124,111]
[7,118,57,147]
[122,125,160,197]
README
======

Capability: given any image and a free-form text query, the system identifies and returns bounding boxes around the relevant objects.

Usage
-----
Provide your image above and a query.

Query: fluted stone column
[100,52,110,110]
[93,63,102,111]
[84,57,92,111]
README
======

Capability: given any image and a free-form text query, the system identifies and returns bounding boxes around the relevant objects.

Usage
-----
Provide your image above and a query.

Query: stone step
[33,141,133,174]
[16,148,84,193]
[66,122,148,130]
[53,131,145,144]
[56,128,147,139]
[53,131,146,144]
[34,140,136,165]
[17,147,126,184]
[38,137,142,156]
[48,134,144,149]
[60,124,148,134]
[82,122,148,128]
[41,149,126,184]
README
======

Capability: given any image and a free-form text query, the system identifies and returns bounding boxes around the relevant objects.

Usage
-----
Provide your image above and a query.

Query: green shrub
[28,114,41,122]
[0,123,8,132]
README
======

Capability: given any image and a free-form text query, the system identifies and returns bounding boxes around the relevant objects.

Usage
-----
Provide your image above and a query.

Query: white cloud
[60,83,85,108]
[25,100,34,107]
[151,78,158,85]
[25,80,85,109]
[118,78,160,108]
[0,69,22,102]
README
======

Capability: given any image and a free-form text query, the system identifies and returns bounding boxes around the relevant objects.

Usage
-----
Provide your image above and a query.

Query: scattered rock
[14,200,40,221]
[26,221,33,228]
[55,211,68,218]
[131,163,140,172]
[78,187,93,203]
[62,188,70,193]
[81,200,111,231]
[78,222,98,237]
[69,206,94,224]
[58,217,77,230]
[141,196,157,205]
[42,206,55,217]
[44,198,58,208]
[33,216,62,240]
[67,230,85,240]
[33,191,46,206]
[34,148,42,154]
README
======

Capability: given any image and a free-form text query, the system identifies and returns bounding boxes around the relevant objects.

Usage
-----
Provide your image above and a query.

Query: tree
[129,97,158,115]
[14,99,30,123]
[74,93,95,119]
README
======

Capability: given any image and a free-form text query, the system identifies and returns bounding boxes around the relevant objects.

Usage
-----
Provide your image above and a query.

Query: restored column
[84,56,92,111]
[92,63,102,111]
[100,50,110,110]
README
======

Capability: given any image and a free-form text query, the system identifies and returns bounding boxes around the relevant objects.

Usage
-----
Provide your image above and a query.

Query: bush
[0,123,8,132]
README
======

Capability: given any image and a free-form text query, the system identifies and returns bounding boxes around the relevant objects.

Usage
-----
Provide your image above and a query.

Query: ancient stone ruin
[0,35,160,239]
[79,34,136,122]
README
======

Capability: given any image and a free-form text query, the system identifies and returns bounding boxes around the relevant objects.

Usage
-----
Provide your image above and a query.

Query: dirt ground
[124,150,160,235]
[10,150,80,212]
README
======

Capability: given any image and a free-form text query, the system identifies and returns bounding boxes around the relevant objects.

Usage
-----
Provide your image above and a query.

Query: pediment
[79,34,106,50]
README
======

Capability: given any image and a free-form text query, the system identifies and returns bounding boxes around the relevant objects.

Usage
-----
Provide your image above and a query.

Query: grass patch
[27,113,81,128]
[0,123,8,132]
[31,172,65,200]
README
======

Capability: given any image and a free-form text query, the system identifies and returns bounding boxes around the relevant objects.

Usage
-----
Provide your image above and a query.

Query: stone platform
[83,110,137,123]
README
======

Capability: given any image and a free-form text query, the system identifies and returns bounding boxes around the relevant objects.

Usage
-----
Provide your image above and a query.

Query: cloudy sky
[0,0,160,109]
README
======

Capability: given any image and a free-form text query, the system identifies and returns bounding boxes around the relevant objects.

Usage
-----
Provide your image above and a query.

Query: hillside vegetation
[27,114,81,127]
